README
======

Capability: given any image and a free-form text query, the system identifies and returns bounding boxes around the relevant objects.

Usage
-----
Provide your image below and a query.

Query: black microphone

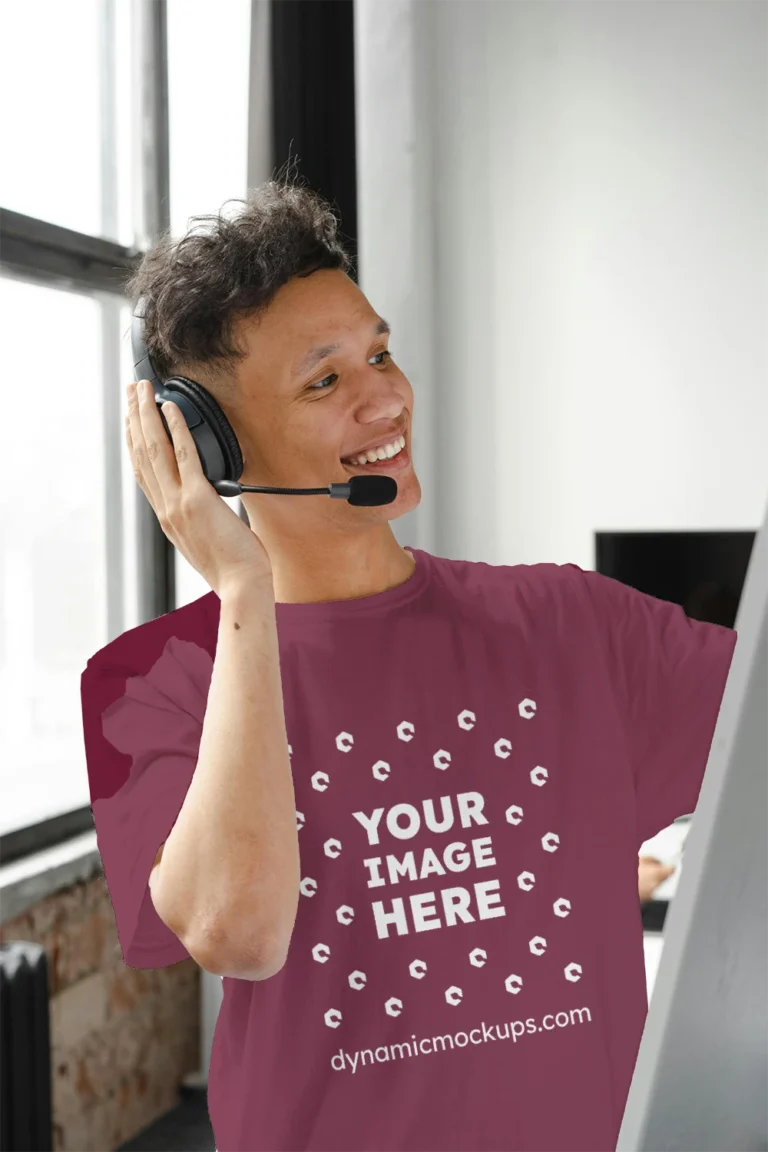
[214,474,397,506]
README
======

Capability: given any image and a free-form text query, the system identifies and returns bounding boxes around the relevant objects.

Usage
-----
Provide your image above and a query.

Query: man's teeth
[345,435,406,465]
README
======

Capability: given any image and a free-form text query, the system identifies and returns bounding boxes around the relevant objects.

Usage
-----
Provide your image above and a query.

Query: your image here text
[351,790,509,940]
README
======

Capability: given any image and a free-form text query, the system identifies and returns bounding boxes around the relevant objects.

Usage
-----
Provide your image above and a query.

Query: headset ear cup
[160,376,244,484]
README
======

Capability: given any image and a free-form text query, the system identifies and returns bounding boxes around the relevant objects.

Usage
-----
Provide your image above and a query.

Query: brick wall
[0,871,200,1152]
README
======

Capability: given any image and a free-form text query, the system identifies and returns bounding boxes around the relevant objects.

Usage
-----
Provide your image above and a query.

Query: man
[80,176,737,1152]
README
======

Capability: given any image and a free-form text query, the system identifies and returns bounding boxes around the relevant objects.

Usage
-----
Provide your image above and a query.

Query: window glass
[0,0,136,248]
[166,0,252,607]
[167,0,252,239]
[0,279,108,835]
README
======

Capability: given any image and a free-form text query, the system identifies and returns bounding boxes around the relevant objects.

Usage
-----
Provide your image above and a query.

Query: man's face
[228,268,421,527]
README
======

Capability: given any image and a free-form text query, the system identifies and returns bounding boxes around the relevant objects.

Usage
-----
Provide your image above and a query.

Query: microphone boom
[214,474,397,506]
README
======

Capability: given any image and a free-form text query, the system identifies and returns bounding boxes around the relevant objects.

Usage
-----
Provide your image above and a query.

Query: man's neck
[245,522,416,606]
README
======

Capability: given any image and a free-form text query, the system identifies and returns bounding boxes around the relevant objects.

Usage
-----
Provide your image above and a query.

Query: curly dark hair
[124,163,354,396]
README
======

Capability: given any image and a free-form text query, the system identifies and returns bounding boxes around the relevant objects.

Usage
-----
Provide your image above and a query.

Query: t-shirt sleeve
[80,634,214,969]
[573,566,738,847]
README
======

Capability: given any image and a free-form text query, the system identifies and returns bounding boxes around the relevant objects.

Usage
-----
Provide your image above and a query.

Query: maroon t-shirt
[80,546,736,1152]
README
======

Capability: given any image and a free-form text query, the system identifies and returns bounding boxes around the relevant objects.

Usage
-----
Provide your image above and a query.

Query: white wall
[353,0,442,554]
[355,0,768,567]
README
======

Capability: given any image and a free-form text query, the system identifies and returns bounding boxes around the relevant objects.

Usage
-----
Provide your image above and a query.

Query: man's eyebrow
[291,318,391,378]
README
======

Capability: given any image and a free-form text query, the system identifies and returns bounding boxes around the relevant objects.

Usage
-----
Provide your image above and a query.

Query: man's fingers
[126,382,212,538]
[157,398,205,487]
[127,381,166,517]
[639,857,675,873]
[137,381,182,498]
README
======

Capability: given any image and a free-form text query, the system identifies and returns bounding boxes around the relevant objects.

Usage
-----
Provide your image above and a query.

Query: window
[0,0,255,849]
[0,0,136,247]
[0,280,141,837]
[0,0,139,853]
[167,0,253,606]
[167,0,252,240]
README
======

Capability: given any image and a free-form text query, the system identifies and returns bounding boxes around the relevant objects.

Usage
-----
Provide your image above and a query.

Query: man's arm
[149,578,301,979]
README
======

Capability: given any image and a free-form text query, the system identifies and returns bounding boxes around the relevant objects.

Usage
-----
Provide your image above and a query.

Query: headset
[130,296,396,507]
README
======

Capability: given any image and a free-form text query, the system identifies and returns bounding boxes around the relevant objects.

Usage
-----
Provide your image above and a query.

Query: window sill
[0,829,102,926]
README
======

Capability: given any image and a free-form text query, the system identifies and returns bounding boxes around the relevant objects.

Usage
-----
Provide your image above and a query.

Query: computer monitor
[595,528,755,633]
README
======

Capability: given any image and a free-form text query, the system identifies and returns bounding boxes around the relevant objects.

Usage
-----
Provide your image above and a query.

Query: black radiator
[0,942,53,1152]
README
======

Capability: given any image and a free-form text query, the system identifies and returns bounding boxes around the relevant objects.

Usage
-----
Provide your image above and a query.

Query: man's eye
[310,349,392,392]
[310,375,336,391]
